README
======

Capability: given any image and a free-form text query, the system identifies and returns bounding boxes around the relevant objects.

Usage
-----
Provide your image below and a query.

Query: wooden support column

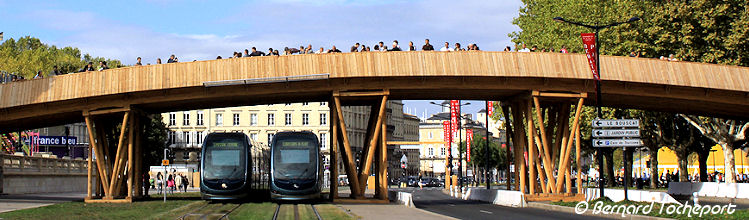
[85,116,110,196]
[576,125,583,194]
[376,114,388,200]
[127,114,135,199]
[555,98,585,193]
[525,100,536,195]
[532,97,557,193]
[134,115,143,198]
[501,104,514,191]
[333,96,362,198]
[510,102,527,194]
[358,95,388,194]
[329,98,339,200]
[87,133,93,199]
[108,112,130,198]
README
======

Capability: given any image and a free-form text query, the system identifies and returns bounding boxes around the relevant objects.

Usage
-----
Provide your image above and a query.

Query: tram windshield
[203,136,246,180]
[273,138,318,180]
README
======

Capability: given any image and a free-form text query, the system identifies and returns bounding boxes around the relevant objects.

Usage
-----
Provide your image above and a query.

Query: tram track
[271,203,322,220]
[178,201,242,220]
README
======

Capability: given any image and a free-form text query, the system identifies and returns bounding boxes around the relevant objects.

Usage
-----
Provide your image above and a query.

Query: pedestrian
[34,70,43,79]
[454,42,463,51]
[50,65,62,75]
[167,174,175,194]
[350,43,360,52]
[249,47,265,56]
[150,176,155,189]
[135,57,143,66]
[143,173,150,196]
[175,173,182,193]
[377,42,385,51]
[504,46,512,52]
[328,46,342,53]
[518,43,530,52]
[389,40,401,51]
[440,42,452,51]
[98,61,109,71]
[422,39,434,51]
[407,41,415,51]
[156,58,162,64]
[182,175,189,192]
[560,46,568,53]
[156,172,163,194]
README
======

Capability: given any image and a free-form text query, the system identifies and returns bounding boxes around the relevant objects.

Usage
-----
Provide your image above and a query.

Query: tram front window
[273,139,317,180]
[204,137,246,180]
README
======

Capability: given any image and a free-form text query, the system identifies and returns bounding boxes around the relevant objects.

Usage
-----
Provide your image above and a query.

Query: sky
[0,0,524,118]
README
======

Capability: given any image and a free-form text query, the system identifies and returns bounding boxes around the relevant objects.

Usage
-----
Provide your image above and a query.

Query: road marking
[479,210,493,214]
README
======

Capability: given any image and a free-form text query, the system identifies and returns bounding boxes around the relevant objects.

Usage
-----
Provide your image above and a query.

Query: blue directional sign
[592,119,639,128]
[593,139,641,147]
[592,129,640,138]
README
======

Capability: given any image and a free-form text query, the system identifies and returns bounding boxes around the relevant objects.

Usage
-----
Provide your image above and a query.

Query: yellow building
[418,110,486,178]
[632,145,749,176]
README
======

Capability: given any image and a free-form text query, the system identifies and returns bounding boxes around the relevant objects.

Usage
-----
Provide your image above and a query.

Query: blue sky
[0,0,523,117]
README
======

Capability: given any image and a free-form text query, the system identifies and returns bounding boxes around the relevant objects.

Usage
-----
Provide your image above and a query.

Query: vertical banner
[443,121,451,156]
[466,129,473,162]
[581,33,599,81]
[487,101,493,116]
[450,100,459,140]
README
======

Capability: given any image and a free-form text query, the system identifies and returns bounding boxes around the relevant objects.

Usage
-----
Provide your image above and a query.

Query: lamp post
[553,16,640,197]
[429,101,470,189]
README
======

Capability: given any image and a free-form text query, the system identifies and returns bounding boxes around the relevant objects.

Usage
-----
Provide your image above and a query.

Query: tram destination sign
[592,119,640,128]
[593,139,642,147]
[592,129,640,138]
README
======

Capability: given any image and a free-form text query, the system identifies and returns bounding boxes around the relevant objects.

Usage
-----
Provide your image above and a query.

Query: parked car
[420,177,432,187]
[429,178,444,187]
[407,176,419,187]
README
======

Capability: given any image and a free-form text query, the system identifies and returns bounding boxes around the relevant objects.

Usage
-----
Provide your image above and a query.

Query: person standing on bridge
[518,43,530,52]
[389,40,401,51]
[440,42,453,51]
[454,42,463,51]
[377,42,385,51]
[407,41,415,51]
[350,43,360,52]
[98,61,109,71]
[328,46,342,53]
[167,55,177,63]
[249,47,265,57]
[135,57,143,66]
[422,39,434,51]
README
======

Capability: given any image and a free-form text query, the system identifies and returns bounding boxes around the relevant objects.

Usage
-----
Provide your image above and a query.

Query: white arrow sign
[593,139,642,147]
[592,129,640,138]
[592,119,640,128]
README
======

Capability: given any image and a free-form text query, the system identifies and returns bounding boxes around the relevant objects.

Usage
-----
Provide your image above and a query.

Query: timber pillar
[83,106,146,203]
[502,91,586,202]
[330,90,389,203]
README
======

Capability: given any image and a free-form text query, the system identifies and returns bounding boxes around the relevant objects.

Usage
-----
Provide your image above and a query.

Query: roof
[427,112,450,121]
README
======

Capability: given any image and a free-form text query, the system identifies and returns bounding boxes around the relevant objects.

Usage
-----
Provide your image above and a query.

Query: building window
[320,133,327,150]
[268,133,275,145]
[303,102,309,106]
[285,113,292,126]
[441,147,446,156]
[428,132,433,139]
[183,131,190,145]
[183,112,190,126]
[429,147,434,156]
[320,113,327,125]
[216,114,223,126]
[268,114,275,126]
[302,113,309,125]
[250,133,258,142]
[197,111,204,126]
[168,113,176,126]
[233,113,240,126]
[198,131,205,145]
[250,113,257,126]
[168,131,176,144]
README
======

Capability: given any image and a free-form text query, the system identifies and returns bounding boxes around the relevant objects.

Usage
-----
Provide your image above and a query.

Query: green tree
[0,36,123,78]
[460,132,506,185]
[681,116,748,183]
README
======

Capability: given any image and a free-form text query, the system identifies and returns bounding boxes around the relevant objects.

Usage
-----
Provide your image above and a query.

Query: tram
[269,131,322,200]
[200,132,253,200]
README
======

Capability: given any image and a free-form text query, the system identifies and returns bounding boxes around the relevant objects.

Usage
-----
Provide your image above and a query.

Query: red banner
[487,101,493,116]
[450,100,459,140]
[443,121,451,156]
[581,33,599,81]
[466,129,473,162]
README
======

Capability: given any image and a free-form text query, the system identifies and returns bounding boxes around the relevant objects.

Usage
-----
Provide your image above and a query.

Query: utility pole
[485,101,490,190]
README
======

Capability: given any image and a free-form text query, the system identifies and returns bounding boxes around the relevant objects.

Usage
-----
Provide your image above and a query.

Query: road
[404,187,610,220]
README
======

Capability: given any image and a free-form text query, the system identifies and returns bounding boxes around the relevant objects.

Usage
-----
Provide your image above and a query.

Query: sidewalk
[0,192,86,213]
[339,203,458,220]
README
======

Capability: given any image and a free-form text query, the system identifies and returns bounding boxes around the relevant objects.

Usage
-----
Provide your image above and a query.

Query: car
[407,176,419,187]
[429,178,444,187]
[419,178,432,187]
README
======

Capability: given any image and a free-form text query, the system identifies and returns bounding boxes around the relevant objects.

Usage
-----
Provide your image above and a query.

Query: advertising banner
[581,33,599,80]
[466,129,473,162]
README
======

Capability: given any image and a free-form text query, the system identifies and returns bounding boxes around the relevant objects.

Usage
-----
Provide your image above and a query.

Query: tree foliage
[0,36,123,78]
[510,0,749,66]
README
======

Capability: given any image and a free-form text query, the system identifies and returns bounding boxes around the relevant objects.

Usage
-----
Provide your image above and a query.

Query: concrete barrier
[464,188,526,207]
[585,188,680,204]
[1,154,89,194]
[389,191,415,207]
[668,182,749,199]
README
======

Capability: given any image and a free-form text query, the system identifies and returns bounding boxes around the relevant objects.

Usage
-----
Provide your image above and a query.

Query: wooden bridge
[1,51,747,203]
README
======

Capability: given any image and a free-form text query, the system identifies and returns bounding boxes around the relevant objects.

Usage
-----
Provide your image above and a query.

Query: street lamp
[553,16,640,197]
[429,101,471,189]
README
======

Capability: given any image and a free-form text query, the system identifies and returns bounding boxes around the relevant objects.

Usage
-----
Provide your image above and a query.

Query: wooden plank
[510,102,526,193]
[334,90,390,97]
[357,95,387,194]
[332,96,362,198]
[501,104,514,191]
[86,124,93,199]
[127,114,134,198]
[377,113,388,200]
[576,125,582,194]
[84,106,132,116]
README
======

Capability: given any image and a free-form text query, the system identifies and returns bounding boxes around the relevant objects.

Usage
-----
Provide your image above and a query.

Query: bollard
[693,192,699,205]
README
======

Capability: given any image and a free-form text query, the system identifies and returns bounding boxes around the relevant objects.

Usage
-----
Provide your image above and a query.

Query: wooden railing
[1,154,89,176]
[1,51,748,110]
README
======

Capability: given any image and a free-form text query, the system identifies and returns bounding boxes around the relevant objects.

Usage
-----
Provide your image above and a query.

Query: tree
[461,132,506,184]
[662,115,696,182]
[681,116,748,183]
[691,132,716,182]
[0,36,123,78]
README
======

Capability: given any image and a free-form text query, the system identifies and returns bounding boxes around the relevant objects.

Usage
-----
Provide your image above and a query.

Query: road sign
[592,119,640,128]
[162,159,170,166]
[593,139,642,147]
[592,129,640,138]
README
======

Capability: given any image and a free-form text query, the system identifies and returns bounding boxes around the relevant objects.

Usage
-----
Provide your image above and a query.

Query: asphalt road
[405,187,610,220]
